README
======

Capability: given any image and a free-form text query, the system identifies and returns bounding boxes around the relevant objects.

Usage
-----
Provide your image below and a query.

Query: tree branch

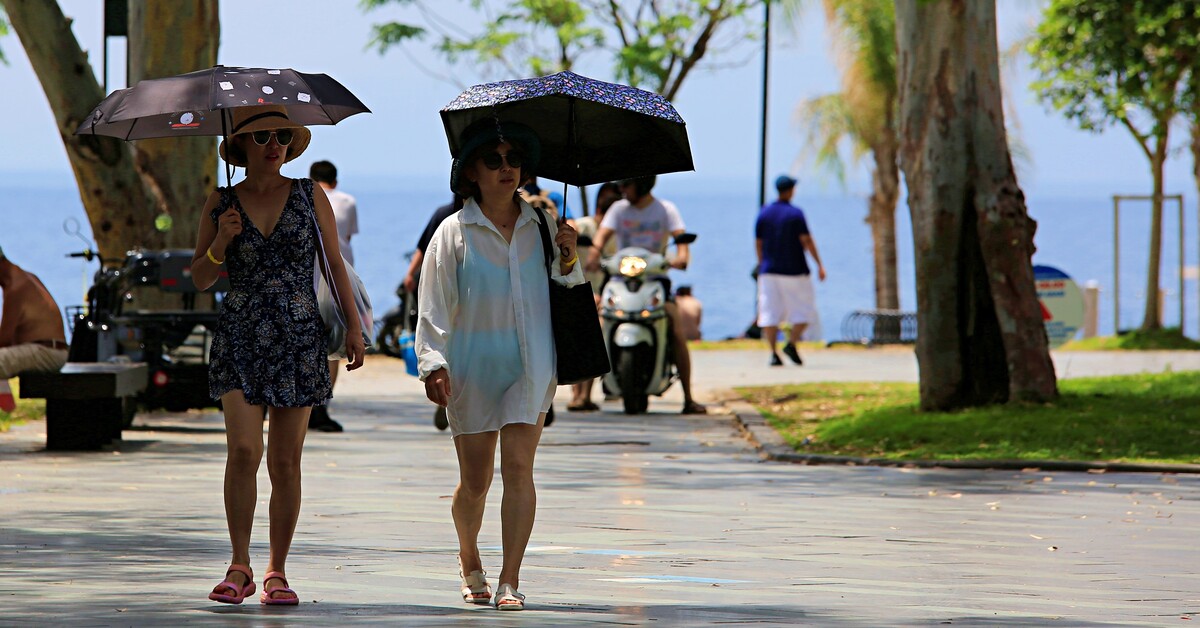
[1118,115,1155,162]
[664,1,724,100]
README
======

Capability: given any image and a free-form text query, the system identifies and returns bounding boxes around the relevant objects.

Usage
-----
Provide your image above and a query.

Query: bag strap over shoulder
[532,207,554,277]
[301,179,347,327]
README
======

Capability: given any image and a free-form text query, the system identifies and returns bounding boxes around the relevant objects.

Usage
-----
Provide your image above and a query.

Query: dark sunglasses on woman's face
[250,129,294,146]
[481,151,524,170]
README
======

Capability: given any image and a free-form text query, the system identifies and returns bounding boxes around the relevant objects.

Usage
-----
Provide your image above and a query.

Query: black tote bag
[533,209,611,385]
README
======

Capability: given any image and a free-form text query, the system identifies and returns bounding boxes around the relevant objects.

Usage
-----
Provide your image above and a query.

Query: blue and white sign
[1034,265,1085,348]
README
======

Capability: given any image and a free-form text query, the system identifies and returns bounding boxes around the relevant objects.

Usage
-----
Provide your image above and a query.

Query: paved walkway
[1,349,1198,626]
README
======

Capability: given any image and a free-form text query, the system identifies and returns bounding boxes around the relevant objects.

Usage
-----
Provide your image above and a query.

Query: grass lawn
[0,379,45,432]
[738,371,1200,464]
[1060,327,1200,351]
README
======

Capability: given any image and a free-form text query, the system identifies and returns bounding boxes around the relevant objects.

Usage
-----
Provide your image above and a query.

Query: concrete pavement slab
[0,351,1197,626]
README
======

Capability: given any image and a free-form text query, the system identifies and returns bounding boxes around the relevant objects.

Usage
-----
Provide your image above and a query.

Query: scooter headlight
[619,256,648,277]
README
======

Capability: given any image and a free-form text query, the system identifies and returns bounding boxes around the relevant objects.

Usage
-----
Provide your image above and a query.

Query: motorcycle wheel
[375,318,407,358]
[617,349,650,415]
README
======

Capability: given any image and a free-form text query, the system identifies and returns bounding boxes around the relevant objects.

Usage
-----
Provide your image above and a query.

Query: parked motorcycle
[66,246,229,419]
[374,281,415,360]
[597,234,696,414]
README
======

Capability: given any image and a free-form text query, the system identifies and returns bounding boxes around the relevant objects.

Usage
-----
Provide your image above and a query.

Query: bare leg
[763,325,780,355]
[788,323,807,345]
[216,391,265,594]
[666,303,704,411]
[497,415,545,590]
[328,360,339,387]
[453,431,498,574]
[262,406,311,601]
[569,382,585,407]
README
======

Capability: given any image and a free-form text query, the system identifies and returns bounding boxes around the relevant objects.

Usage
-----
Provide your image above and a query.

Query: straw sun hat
[218,104,312,167]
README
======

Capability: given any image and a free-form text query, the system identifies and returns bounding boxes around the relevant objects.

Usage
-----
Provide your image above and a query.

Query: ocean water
[1,179,1193,341]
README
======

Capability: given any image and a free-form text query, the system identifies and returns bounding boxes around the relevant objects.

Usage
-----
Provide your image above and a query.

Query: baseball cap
[774,174,798,191]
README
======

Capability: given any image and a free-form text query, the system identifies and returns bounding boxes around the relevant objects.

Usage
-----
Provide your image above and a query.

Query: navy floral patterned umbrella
[441,71,693,187]
[75,65,369,140]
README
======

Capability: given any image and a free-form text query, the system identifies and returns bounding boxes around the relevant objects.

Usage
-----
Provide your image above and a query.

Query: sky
[0,0,1197,198]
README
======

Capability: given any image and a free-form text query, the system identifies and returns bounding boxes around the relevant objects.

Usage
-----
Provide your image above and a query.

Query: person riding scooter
[585,176,706,414]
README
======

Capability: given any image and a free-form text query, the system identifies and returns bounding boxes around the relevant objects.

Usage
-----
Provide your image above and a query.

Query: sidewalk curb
[720,395,1200,474]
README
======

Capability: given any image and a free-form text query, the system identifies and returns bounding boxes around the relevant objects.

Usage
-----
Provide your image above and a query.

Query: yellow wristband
[206,248,225,265]
[564,253,578,267]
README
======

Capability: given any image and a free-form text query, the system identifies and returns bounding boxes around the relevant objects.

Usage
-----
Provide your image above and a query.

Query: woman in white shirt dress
[416,120,583,610]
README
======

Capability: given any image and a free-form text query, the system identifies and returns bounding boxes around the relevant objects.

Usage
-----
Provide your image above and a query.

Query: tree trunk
[3,0,163,261]
[895,0,1057,410]
[868,128,901,311]
[1140,132,1167,331]
[128,0,220,250]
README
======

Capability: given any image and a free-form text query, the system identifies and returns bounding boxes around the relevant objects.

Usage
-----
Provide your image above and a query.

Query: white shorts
[0,343,68,380]
[757,274,816,327]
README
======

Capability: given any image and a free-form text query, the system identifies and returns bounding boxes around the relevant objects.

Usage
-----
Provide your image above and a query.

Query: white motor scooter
[597,234,696,414]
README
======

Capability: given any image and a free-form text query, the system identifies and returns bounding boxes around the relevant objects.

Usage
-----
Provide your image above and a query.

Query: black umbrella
[440,71,693,187]
[75,65,369,140]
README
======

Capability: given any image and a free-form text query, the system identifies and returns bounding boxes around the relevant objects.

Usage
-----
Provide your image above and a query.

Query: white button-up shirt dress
[416,197,585,436]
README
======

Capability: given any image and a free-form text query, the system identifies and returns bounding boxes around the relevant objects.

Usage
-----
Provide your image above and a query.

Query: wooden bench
[19,362,147,451]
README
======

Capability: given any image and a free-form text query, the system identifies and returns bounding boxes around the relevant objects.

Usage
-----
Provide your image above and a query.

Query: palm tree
[793,0,900,313]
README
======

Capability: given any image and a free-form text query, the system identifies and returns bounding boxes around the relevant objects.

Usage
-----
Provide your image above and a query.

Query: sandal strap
[262,571,289,586]
[496,584,525,602]
[225,564,253,580]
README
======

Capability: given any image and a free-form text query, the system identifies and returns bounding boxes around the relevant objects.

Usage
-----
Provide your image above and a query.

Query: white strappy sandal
[494,583,526,611]
[458,558,491,604]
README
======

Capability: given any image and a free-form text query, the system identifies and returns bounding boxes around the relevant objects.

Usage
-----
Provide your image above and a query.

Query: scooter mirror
[673,233,697,245]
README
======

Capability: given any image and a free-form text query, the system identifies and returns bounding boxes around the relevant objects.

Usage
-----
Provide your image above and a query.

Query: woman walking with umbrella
[191,104,365,605]
[416,119,582,610]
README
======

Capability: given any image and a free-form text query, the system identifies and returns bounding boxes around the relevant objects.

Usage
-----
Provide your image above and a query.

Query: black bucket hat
[449,120,542,195]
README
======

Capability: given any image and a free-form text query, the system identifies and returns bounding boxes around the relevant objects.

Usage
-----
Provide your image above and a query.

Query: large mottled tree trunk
[128,0,220,250]
[2,0,163,261]
[1141,132,1168,331]
[895,0,1057,410]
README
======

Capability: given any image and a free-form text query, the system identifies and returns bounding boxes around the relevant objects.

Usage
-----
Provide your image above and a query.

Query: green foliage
[362,0,765,98]
[1028,0,1200,139]
[0,380,45,432]
[740,371,1200,463]
[1,12,8,65]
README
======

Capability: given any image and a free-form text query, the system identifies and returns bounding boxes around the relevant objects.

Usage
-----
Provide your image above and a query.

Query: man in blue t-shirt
[755,175,826,366]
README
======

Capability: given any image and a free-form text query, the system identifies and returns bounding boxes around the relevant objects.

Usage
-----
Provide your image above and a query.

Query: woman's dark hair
[456,139,535,203]
[226,135,249,166]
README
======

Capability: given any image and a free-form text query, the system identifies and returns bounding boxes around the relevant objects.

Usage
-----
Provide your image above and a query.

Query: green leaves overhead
[1028,0,1200,140]
[361,0,766,100]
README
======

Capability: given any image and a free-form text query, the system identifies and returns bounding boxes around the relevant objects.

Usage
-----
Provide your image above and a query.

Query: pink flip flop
[208,564,255,604]
[260,571,299,606]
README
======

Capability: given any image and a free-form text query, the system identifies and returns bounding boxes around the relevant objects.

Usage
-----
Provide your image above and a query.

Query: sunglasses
[480,151,524,170]
[249,129,295,146]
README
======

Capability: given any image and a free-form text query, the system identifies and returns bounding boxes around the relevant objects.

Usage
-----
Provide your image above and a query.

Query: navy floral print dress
[208,178,332,407]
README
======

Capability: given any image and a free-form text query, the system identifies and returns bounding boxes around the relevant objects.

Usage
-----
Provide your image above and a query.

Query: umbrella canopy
[76,66,369,140]
[440,71,692,187]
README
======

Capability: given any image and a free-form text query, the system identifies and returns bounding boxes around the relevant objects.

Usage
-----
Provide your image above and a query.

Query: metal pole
[1178,195,1185,331]
[1113,196,1120,335]
[757,1,770,209]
